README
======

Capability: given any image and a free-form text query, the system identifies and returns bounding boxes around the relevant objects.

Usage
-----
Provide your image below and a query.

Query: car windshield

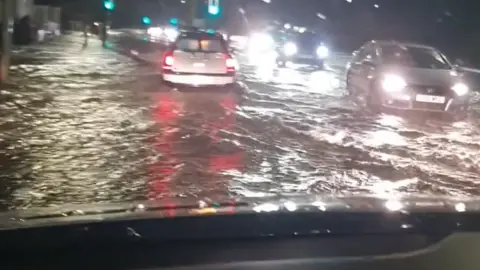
[382,45,451,69]
[295,33,320,48]
[1,0,479,229]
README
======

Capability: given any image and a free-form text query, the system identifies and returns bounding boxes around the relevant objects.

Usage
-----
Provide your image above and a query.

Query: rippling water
[1,34,480,210]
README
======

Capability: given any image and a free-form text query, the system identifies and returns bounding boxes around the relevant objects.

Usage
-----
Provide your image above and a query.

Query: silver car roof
[370,40,437,50]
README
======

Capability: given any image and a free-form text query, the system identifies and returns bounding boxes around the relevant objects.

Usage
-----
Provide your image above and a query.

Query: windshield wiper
[0,199,250,230]
[22,201,250,221]
[0,194,477,230]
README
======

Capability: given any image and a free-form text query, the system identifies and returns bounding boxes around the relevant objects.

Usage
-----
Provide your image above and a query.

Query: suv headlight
[284,42,297,56]
[382,74,406,92]
[316,45,329,58]
[451,83,469,96]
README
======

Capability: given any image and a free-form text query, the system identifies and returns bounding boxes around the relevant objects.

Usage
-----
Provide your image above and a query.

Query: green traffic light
[142,16,151,25]
[169,18,178,25]
[104,0,115,10]
[208,5,219,15]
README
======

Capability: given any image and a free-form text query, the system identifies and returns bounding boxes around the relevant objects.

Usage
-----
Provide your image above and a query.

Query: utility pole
[190,0,197,25]
[103,11,110,47]
[102,0,115,47]
[0,0,11,82]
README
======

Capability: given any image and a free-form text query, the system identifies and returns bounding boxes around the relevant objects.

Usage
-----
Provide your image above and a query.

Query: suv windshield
[381,45,451,69]
[295,33,320,48]
[175,33,227,53]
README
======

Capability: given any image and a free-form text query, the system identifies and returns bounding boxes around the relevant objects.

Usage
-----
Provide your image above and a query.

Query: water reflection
[253,63,340,95]
[148,91,244,202]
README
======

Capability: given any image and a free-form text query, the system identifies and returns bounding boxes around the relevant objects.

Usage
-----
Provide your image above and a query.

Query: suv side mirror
[453,58,465,67]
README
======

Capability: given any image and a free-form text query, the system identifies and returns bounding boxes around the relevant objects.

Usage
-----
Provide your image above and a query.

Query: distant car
[276,32,329,69]
[346,41,470,115]
[161,30,238,86]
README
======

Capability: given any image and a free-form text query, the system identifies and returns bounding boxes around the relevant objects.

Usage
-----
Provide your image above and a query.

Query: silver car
[161,30,237,86]
[346,41,470,115]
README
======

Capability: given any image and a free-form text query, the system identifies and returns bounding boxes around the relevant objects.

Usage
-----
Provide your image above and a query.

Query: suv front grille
[408,85,448,95]
[412,102,446,111]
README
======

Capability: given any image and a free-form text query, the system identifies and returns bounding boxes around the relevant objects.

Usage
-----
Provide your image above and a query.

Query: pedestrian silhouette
[82,24,89,48]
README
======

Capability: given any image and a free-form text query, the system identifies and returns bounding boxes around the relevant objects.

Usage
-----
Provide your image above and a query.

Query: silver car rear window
[175,34,227,53]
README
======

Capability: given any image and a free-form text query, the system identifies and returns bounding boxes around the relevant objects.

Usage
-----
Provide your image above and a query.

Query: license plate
[193,62,205,67]
[192,76,212,84]
[415,94,445,104]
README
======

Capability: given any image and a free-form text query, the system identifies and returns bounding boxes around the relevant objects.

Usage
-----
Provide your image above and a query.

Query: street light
[317,13,327,20]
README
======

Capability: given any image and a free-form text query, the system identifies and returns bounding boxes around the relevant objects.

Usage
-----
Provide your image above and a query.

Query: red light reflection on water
[147,92,244,208]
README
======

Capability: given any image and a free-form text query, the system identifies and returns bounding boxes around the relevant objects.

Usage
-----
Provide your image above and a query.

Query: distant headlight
[451,83,469,96]
[164,28,178,42]
[283,42,297,56]
[382,74,406,92]
[316,45,329,58]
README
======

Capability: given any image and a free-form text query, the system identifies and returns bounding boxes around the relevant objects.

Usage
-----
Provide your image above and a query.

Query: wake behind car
[276,32,329,69]
[346,41,470,115]
[161,30,238,86]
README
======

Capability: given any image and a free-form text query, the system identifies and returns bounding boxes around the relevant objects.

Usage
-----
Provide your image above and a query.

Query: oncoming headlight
[451,83,469,96]
[316,45,329,58]
[164,28,178,42]
[284,42,297,56]
[382,74,406,92]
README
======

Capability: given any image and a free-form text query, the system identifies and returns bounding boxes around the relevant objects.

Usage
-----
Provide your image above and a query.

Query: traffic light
[208,0,220,15]
[142,16,151,25]
[169,18,178,25]
[103,0,115,10]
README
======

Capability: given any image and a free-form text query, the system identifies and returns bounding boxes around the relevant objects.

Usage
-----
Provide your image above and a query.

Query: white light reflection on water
[370,178,419,197]
[363,130,407,147]
[375,114,404,128]
[308,70,340,93]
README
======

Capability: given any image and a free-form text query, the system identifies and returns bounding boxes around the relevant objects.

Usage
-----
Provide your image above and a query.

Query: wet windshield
[382,45,452,69]
[0,0,478,223]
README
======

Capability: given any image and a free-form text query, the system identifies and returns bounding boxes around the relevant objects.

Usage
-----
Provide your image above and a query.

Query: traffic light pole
[190,0,197,25]
[102,0,115,47]
[0,0,11,82]
[103,11,110,46]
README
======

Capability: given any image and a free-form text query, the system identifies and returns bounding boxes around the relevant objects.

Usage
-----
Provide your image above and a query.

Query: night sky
[40,0,480,63]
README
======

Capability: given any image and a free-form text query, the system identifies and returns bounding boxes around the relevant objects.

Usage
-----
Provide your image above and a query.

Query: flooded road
[1,33,480,210]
